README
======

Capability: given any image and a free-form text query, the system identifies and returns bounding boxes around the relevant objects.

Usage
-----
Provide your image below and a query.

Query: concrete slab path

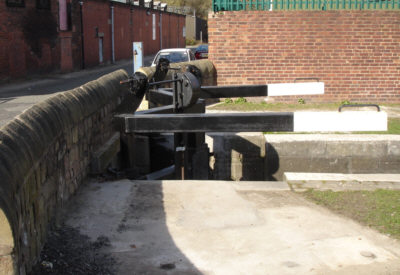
[65,180,400,275]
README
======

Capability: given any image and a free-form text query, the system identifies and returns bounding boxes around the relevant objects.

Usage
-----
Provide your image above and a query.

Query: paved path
[0,56,154,128]
[65,179,400,275]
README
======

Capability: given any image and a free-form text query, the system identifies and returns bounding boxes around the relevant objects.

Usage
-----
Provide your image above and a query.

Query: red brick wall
[162,13,186,49]
[0,0,61,81]
[81,0,112,67]
[208,11,400,103]
[0,0,186,80]
[82,2,186,66]
[114,4,133,60]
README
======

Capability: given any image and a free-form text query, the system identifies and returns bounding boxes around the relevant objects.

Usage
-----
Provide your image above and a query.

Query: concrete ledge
[232,181,290,191]
[284,172,400,191]
[266,134,400,180]
[133,180,291,192]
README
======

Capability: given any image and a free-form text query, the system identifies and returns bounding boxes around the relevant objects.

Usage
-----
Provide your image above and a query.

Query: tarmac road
[0,56,154,128]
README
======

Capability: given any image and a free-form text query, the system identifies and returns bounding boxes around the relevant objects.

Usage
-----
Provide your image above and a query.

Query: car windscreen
[196,45,208,51]
[154,51,189,64]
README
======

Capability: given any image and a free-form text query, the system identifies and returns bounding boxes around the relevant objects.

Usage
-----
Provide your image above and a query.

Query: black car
[194,44,208,59]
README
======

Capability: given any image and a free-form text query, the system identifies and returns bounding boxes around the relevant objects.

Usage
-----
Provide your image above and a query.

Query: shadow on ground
[60,179,201,275]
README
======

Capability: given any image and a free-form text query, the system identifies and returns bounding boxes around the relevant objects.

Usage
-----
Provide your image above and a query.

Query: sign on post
[133,42,143,73]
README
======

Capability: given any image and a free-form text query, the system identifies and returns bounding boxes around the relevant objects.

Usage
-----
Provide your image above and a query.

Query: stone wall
[208,10,400,103]
[207,133,400,181]
[265,135,400,181]
[0,69,130,274]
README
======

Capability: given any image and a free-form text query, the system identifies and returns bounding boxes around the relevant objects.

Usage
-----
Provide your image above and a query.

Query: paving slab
[285,173,400,191]
[65,179,400,274]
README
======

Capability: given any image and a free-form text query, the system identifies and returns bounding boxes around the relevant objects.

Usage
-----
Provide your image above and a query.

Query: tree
[163,0,212,19]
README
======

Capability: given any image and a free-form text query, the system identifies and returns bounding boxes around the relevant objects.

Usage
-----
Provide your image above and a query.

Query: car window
[196,45,208,51]
[154,51,189,64]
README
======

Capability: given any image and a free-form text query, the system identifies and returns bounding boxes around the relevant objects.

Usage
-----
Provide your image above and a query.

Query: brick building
[0,0,186,82]
[209,2,400,103]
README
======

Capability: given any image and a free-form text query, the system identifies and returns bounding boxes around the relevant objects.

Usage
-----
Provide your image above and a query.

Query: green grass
[209,101,342,112]
[388,118,400,134]
[302,189,400,239]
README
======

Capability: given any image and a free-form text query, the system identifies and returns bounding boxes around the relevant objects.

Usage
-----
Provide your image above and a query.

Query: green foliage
[186,38,197,45]
[297,98,306,104]
[224,98,233,104]
[302,189,400,239]
[341,100,351,105]
[163,0,212,18]
[388,118,400,134]
[234,97,247,104]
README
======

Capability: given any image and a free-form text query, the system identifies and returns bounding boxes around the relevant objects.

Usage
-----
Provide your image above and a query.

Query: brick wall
[0,1,186,81]
[114,3,133,61]
[83,1,186,67]
[0,0,61,80]
[81,0,112,67]
[208,11,400,103]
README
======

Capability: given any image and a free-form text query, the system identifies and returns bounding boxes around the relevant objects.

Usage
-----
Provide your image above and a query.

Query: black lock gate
[116,60,299,180]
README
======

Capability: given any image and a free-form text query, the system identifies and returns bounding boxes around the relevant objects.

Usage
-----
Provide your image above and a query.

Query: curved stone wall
[0,69,130,274]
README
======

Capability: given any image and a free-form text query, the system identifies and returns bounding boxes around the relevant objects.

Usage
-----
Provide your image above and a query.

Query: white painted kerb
[268,82,324,96]
[294,111,387,132]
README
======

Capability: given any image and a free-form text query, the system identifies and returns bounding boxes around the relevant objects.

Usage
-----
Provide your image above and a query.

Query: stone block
[207,133,265,181]
[378,158,400,173]
[127,134,151,174]
[388,141,400,155]
[91,132,121,174]
[266,156,350,181]
[349,157,383,173]
[0,255,15,275]
[71,126,79,144]
[325,141,387,158]
[267,141,326,157]
[265,136,400,180]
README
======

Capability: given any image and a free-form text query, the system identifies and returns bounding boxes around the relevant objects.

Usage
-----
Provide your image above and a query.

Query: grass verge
[209,100,400,112]
[301,189,400,239]
[209,101,341,112]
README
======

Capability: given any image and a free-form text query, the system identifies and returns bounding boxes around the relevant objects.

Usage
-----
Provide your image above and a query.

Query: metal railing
[213,0,400,11]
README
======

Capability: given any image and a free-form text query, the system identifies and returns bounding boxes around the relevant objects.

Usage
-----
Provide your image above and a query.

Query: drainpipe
[159,12,162,49]
[79,1,85,69]
[59,0,67,31]
[177,15,179,47]
[111,4,115,63]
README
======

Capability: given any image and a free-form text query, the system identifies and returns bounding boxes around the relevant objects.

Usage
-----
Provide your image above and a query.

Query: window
[67,2,72,30]
[6,0,25,7]
[36,0,50,10]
